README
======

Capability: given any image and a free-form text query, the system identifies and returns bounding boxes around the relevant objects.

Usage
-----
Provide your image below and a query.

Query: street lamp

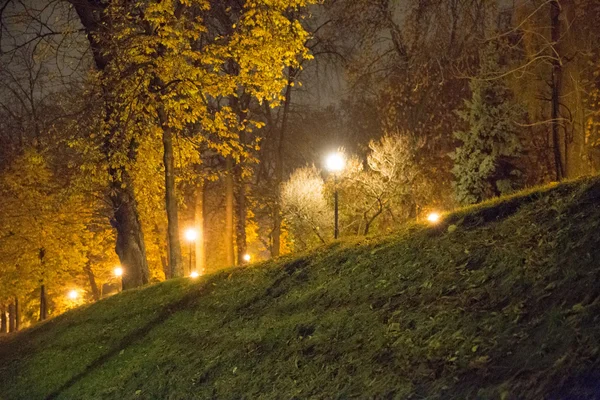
[325,152,345,174]
[427,212,441,224]
[185,228,198,275]
[325,151,345,239]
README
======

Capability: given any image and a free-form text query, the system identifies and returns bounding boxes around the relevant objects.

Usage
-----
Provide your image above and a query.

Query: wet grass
[2,177,600,399]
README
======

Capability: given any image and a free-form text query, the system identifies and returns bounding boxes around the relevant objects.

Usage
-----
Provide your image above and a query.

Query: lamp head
[185,228,198,242]
[325,152,345,173]
[427,212,441,224]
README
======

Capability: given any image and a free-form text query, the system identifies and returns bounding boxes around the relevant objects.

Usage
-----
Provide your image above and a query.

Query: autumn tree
[0,82,119,323]
[222,1,342,260]
[356,134,418,234]
[281,166,331,248]
[282,134,424,249]
[0,22,117,324]
[65,0,315,284]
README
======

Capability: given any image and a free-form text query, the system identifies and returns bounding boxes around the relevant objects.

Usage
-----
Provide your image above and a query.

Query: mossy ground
[2,178,600,399]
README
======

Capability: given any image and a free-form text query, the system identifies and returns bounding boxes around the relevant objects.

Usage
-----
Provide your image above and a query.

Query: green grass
[3,177,600,399]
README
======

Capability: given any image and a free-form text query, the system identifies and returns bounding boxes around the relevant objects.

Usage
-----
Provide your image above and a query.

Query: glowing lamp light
[325,152,345,173]
[427,212,441,224]
[190,271,200,279]
[243,254,251,263]
[68,290,79,300]
[185,228,198,242]
[114,266,124,277]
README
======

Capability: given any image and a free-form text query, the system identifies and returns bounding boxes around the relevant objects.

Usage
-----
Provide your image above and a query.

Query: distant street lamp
[427,212,441,224]
[185,228,198,275]
[114,266,123,292]
[325,152,345,239]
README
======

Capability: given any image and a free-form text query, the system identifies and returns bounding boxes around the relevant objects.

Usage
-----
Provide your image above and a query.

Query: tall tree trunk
[161,243,170,280]
[270,69,294,258]
[235,168,247,264]
[550,0,564,181]
[225,157,235,267]
[235,122,248,264]
[14,297,19,331]
[84,262,101,301]
[39,284,47,321]
[8,302,15,333]
[229,93,250,265]
[159,107,183,278]
[194,181,206,274]
[39,248,47,321]
[272,206,282,258]
[1,305,7,333]
[72,0,149,290]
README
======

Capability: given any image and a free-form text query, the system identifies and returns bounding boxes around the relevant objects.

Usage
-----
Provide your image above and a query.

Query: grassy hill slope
[3,178,600,399]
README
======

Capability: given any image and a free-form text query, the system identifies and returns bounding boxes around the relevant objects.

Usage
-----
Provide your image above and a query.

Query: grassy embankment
[2,177,600,399]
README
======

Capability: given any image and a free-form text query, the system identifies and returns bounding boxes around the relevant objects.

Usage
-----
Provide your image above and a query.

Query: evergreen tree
[451,43,523,205]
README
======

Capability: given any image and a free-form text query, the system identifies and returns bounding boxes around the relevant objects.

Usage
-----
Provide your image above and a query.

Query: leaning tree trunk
[225,157,235,267]
[72,0,150,290]
[158,107,183,278]
[111,169,150,289]
[84,262,101,301]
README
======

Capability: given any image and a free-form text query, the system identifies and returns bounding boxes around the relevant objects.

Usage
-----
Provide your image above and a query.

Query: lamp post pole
[334,174,339,239]
[189,242,192,274]
[325,151,345,240]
